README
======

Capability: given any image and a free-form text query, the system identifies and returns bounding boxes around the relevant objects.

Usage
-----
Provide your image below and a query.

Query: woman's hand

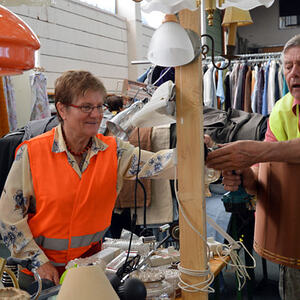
[36,262,60,285]
[204,134,216,148]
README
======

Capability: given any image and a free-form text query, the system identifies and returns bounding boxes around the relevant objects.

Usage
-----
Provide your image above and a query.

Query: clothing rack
[204,52,282,65]
[232,52,282,63]
[133,52,283,66]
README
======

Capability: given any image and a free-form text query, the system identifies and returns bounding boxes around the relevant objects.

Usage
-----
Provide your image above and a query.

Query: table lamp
[222,6,253,59]
[57,265,119,300]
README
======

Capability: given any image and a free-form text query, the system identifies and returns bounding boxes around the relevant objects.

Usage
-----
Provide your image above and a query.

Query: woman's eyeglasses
[68,103,108,114]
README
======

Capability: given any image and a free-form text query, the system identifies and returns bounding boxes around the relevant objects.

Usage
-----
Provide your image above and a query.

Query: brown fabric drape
[115,127,152,208]
[255,162,300,268]
[244,66,252,113]
[134,125,173,225]
[0,78,9,137]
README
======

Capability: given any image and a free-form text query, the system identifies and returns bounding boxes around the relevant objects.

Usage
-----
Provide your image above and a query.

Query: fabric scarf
[30,72,51,120]
[0,78,10,137]
[3,76,17,131]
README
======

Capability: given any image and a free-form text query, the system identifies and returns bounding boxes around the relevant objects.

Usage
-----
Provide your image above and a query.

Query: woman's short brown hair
[54,70,106,122]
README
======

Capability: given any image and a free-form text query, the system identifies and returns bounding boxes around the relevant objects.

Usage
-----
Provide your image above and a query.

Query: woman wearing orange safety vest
[0,70,175,287]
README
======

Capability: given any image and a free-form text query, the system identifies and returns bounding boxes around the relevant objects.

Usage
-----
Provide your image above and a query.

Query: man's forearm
[262,139,300,164]
[206,138,300,171]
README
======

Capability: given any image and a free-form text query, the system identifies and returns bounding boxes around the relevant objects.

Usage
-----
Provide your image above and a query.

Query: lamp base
[221,45,238,60]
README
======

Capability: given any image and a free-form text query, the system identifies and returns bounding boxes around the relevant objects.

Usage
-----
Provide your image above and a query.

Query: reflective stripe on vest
[34,228,108,250]
[34,236,68,251]
[70,229,107,248]
[269,92,300,141]
[51,261,66,267]
[24,128,118,265]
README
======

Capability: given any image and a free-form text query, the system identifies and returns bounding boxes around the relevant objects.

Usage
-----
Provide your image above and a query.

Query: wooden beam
[175,8,208,300]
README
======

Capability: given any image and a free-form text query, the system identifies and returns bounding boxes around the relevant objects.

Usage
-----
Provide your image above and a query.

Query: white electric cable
[177,263,215,293]
[152,67,171,86]
[216,240,256,290]
[206,215,236,246]
[130,67,172,104]
[174,167,215,293]
[207,213,256,290]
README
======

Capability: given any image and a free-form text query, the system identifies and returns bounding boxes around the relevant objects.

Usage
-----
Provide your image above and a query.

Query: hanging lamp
[0,0,51,5]
[147,14,195,67]
[217,0,275,10]
[0,4,40,75]
[140,0,274,14]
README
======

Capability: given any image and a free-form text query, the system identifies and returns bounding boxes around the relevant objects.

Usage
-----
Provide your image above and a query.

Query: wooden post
[175,8,208,300]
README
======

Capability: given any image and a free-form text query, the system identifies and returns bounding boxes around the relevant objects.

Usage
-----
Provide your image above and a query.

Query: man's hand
[222,167,258,195]
[206,140,263,171]
[222,170,242,191]
[36,261,60,285]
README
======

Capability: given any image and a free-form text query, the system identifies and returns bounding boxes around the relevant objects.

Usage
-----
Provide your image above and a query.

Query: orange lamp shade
[0,4,40,75]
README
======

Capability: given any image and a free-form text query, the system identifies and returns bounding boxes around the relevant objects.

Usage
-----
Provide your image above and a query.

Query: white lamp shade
[147,21,194,67]
[141,0,197,14]
[217,0,274,10]
[57,265,119,300]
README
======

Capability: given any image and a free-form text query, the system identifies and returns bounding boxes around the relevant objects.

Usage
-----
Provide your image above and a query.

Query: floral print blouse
[0,124,175,268]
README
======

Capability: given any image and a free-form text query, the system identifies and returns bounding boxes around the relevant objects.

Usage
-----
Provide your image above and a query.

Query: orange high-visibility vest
[23,128,117,267]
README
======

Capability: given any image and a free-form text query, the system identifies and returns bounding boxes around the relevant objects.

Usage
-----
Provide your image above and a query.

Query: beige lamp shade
[222,6,253,50]
[57,265,119,300]
[222,7,253,27]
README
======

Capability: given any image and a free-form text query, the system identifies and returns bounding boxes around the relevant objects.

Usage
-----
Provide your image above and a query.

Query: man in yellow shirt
[206,35,300,300]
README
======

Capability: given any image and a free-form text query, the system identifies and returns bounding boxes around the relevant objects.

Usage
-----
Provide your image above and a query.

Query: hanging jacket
[21,129,117,267]
[203,106,267,143]
[0,116,59,196]
[0,77,10,137]
[234,63,248,110]
[262,60,271,116]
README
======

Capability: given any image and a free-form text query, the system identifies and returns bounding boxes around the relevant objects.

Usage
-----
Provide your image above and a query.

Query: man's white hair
[281,34,300,62]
